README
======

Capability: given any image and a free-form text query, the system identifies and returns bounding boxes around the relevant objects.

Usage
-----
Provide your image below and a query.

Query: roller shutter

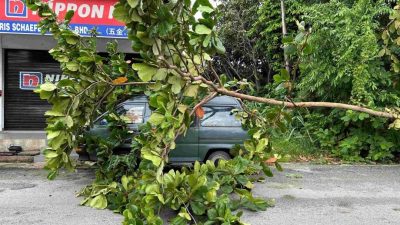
[4,49,61,130]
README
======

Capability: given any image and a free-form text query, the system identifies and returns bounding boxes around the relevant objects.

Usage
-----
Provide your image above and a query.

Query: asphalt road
[0,164,399,225]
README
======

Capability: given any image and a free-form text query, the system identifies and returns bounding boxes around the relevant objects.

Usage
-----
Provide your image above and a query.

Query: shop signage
[0,0,127,38]
[19,72,68,90]
[19,71,43,90]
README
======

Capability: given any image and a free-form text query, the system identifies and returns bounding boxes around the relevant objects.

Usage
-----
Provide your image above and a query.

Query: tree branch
[216,88,396,119]
[157,59,398,119]
[190,92,217,116]
[108,81,155,86]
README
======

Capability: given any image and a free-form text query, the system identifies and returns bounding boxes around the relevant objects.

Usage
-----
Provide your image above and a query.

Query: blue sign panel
[0,0,128,38]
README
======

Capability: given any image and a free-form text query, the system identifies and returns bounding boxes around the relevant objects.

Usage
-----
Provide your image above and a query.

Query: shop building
[0,0,130,152]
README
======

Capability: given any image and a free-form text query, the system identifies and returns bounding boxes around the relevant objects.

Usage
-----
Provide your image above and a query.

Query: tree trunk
[281,0,291,74]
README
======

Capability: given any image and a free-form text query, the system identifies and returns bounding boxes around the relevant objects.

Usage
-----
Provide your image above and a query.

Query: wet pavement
[243,164,400,225]
[0,168,122,225]
[0,164,400,225]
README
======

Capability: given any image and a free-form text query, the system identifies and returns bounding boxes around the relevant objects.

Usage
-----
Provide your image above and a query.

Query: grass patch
[271,133,331,162]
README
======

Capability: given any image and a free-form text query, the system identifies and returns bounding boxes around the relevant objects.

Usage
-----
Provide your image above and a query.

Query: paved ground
[0,167,122,225]
[0,164,400,225]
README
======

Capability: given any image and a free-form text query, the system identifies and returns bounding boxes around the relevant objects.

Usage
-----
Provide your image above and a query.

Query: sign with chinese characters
[0,0,127,38]
[19,71,43,90]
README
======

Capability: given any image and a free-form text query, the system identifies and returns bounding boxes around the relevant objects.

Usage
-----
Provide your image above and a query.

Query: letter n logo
[5,0,27,18]
[20,72,43,90]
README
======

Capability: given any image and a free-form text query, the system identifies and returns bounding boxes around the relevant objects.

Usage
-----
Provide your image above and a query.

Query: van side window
[94,104,146,125]
[200,106,242,127]
[119,104,145,124]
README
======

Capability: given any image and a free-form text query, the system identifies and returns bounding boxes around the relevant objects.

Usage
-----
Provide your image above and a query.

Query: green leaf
[113,5,130,23]
[148,113,165,126]
[40,83,57,92]
[66,36,78,45]
[47,131,60,139]
[378,49,386,57]
[282,36,294,44]
[207,208,217,219]
[184,85,199,97]
[275,162,283,172]
[47,170,57,180]
[131,9,142,22]
[280,69,290,81]
[168,76,183,94]
[127,0,139,8]
[193,0,213,13]
[64,10,74,21]
[171,216,187,225]
[214,38,226,54]
[66,62,79,71]
[142,151,162,166]
[153,68,168,80]
[132,63,158,82]
[195,24,212,35]
[203,35,211,47]
[178,208,191,221]
[39,90,53,100]
[121,175,129,190]
[256,138,268,152]
[62,152,69,163]
[190,201,206,215]
[244,140,255,152]
[45,110,65,117]
[302,44,312,55]
[198,5,214,13]
[205,190,217,202]
[57,79,74,87]
[262,164,274,177]
[177,104,188,113]
[65,116,74,128]
[294,32,305,43]
[90,194,108,209]
[284,44,296,55]
[45,150,59,159]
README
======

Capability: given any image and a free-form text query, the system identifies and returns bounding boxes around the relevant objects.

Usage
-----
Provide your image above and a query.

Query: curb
[0,162,46,169]
[0,155,34,163]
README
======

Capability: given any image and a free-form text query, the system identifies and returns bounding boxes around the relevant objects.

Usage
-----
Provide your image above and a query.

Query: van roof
[126,95,241,107]
[204,95,241,107]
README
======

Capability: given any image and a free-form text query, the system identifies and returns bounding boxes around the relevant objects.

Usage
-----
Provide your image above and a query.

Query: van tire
[207,151,231,165]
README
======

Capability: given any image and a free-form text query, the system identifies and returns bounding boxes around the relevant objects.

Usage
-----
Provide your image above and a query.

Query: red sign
[19,72,43,90]
[0,0,127,38]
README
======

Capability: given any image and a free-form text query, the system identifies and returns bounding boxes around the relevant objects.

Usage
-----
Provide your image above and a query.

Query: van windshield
[201,106,242,127]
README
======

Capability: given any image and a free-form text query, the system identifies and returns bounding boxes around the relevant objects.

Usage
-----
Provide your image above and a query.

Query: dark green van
[78,95,248,164]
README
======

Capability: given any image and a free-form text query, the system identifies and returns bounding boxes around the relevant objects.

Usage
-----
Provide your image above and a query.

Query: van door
[198,106,246,161]
[168,120,199,163]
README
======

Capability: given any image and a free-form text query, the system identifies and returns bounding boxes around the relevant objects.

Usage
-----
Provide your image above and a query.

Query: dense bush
[295,0,400,162]
[218,0,400,162]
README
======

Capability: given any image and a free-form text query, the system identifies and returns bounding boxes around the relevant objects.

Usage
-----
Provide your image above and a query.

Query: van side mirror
[99,118,108,126]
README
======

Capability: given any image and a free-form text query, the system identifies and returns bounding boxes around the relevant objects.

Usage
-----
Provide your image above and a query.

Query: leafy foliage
[234,0,400,162]
[216,0,267,87]
[292,0,400,161]
[26,0,281,224]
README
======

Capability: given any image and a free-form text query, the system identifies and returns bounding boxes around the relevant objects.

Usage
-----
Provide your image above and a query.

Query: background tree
[215,0,266,88]
[217,0,400,162]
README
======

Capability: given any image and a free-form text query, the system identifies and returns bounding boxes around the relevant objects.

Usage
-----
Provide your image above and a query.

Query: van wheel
[207,151,231,165]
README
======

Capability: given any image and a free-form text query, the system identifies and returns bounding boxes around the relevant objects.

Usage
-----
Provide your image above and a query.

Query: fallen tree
[26,0,400,224]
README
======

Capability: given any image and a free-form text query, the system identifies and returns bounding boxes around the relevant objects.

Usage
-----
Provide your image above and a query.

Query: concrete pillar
[0,34,3,131]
